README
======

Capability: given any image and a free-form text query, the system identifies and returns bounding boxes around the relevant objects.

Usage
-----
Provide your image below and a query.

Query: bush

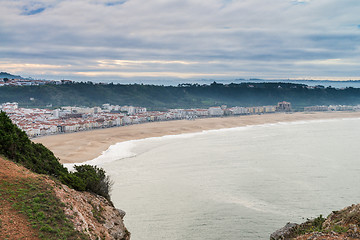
[73,165,114,201]
[312,215,325,232]
[59,172,86,191]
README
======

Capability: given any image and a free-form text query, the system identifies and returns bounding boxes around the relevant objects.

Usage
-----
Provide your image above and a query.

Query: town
[1,101,359,138]
[0,75,74,87]
[1,102,287,137]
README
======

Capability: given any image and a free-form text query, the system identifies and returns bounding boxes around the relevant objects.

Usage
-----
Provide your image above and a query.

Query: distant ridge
[0,72,24,79]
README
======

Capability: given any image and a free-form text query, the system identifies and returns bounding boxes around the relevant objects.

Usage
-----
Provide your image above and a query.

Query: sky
[1,0,360,82]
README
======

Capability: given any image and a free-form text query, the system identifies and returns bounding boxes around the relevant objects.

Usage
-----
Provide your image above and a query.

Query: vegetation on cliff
[0,111,129,239]
[73,165,113,202]
[271,204,360,239]
[0,111,112,200]
[0,167,88,240]
[0,155,130,240]
[1,82,360,110]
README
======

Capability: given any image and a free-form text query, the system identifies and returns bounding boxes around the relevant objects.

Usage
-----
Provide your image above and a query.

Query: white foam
[64,140,137,171]
[63,131,204,170]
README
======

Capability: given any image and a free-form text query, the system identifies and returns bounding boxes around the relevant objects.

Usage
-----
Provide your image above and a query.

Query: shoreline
[33,111,360,164]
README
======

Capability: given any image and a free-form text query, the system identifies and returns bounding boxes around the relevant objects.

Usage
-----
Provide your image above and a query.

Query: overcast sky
[1,0,360,82]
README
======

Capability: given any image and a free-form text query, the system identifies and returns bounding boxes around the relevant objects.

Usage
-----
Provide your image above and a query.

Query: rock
[117,209,126,219]
[44,177,130,240]
[270,222,299,240]
[271,203,360,239]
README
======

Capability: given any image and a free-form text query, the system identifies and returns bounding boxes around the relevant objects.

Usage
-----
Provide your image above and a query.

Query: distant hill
[1,82,360,110]
[0,72,24,79]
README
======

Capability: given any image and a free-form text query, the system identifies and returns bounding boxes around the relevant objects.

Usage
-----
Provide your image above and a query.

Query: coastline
[33,111,360,164]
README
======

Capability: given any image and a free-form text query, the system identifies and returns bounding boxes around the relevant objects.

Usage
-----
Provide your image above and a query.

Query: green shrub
[312,214,325,231]
[73,165,113,201]
[332,224,348,233]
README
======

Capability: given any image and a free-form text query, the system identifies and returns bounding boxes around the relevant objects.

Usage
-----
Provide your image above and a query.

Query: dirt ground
[0,157,40,240]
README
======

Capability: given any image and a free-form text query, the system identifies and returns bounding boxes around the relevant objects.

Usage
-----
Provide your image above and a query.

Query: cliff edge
[271,204,360,240]
[0,156,130,239]
[0,111,130,239]
[49,178,130,240]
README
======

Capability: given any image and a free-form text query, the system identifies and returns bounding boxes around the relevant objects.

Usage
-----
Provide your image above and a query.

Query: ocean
[81,117,360,239]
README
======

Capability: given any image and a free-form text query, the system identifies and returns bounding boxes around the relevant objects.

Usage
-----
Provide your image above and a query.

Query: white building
[52,109,60,118]
[208,107,224,116]
[102,103,111,110]
[194,109,209,117]
[229,106,248,115]
[135,107,147,114]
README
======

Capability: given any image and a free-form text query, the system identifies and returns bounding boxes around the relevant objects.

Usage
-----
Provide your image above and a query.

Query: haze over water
[95,117,360,239]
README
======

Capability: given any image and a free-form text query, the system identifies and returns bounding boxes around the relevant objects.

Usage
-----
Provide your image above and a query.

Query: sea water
[82,117,360,239]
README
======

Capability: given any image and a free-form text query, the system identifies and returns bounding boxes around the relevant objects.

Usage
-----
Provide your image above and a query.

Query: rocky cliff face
[0,156,130,240]
[46,178,130,240]
[270,204,360,240]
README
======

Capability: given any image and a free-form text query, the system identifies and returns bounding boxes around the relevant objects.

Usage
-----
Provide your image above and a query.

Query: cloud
[295,58,360,66]
[0,0,360,81]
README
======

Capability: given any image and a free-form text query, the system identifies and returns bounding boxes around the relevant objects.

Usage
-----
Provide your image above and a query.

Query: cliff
[49,179,130,239]
[0,110,130,239]
[271,204,360,240]
[0,156,130,239]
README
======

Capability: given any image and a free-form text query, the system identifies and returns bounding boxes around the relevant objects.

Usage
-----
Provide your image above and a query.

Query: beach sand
[33,111,360,164]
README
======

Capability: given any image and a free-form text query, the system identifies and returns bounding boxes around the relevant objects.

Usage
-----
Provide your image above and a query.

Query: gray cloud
[0,0,360,81]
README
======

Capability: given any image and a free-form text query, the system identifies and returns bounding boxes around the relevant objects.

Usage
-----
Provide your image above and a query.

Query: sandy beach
[33,111,360,164]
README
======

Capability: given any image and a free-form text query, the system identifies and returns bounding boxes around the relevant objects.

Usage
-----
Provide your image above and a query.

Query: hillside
[0,156,41,239]
[0,111,113,200]
[0,156,130,240]
[0,111,130,239]
[0,72,24,79]
[1,82,360,110]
